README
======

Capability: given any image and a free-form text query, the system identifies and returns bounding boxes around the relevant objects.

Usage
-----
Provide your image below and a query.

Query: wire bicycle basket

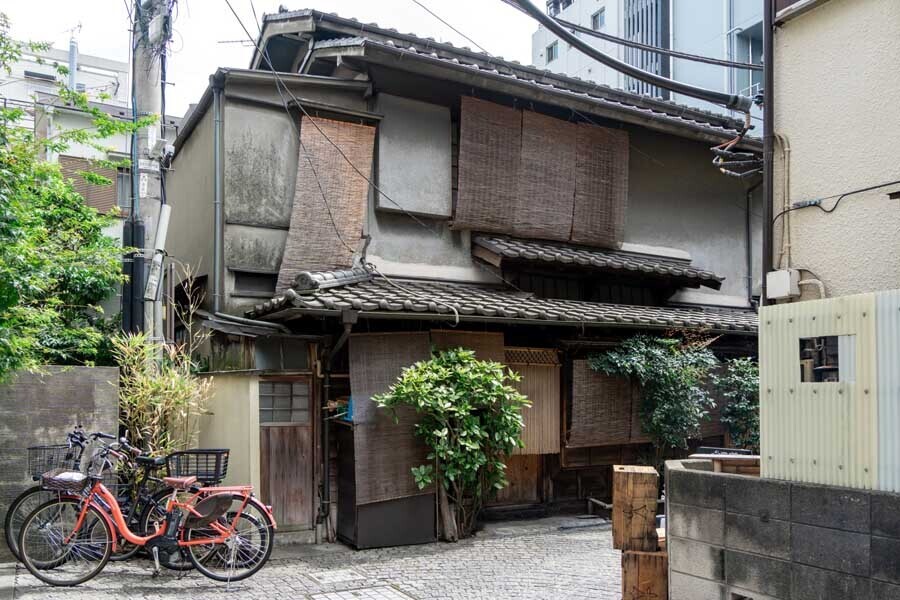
[166,449,229,485]
[27,445,78,481]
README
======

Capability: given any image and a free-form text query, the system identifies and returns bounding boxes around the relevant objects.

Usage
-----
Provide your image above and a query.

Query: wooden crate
[612,465,659,551]
[622,551,668,600]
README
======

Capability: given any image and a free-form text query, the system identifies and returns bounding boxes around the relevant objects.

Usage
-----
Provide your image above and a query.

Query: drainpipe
[761,0,775,304]
[212,75,224,314]
[318,310,358,541]
[746,181,763,307]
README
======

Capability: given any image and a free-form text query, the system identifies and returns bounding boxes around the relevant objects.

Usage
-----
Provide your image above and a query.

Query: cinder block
[726,476,790,520]
[669,537,723,581]
[725,512,791,560]
[668,468,724,510]
[872,536,900,585]
[669,571,726,600]
[791,482,870,533]
[668,503,724,545]
[792,563,871,600]
[871,491,900,539]
[791,523,870,576]
[725,549,791,600]
[872,580,900,600]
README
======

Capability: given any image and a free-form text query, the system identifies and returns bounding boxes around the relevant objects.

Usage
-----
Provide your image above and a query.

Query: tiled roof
[248,272,757,334]
[473,235,724,289]
[260,10,760,148]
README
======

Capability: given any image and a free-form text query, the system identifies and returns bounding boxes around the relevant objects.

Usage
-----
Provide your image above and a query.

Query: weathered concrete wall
[666,459,900,600]
[773,0,900,298]
[198,372,260,491]
[167,104,215,294]
[0,366,118,558]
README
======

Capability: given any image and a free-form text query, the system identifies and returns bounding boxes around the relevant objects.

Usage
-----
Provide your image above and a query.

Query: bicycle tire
[184,505,274,582]
[3,486,62,561]
[18,498,112,587]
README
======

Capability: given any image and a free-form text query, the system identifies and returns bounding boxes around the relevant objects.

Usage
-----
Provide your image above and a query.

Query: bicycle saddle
[136,455,166,467]
[163,475,197,490]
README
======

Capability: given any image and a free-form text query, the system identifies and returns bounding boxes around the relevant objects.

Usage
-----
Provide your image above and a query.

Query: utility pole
[131,0,172,345]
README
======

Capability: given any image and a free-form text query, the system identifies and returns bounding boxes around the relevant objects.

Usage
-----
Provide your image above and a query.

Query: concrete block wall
[666,459,900,600]
[0,366,118,559]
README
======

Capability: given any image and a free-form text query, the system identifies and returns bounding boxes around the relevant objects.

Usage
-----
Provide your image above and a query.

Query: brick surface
[791,523,870,577]
[872,536,900,585]
[725,512,791,560]
[668,503,724,545]
[792,563,872,600]
[791,483,870,533]
[725,550,791,600]
[726,476,790,520]
[7,517,621,600]
[668,468,725,510]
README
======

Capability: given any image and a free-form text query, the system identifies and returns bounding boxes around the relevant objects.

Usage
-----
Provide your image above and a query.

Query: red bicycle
[17,439,276,587]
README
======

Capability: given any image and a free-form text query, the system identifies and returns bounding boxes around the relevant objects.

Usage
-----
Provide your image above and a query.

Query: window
[592,8,606,30]
[232,270,277,298]
[259,380,310,424]
[546,41,559,63]
[799,335,856,383]
[116,169,130,210]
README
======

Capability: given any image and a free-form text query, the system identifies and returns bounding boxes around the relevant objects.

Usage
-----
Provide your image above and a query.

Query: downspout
[746,180,763,307]
[319,310,358,542]
[212,75,224,314]
[761,0,775,304]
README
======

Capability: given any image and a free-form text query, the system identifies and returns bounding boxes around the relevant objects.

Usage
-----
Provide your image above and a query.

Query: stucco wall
[773,0,900,298]
[198,372,260,491]
[167,105,215,291]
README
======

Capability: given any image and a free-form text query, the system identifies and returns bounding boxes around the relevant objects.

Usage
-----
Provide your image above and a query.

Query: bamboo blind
[571,124,629,248]
[276,116,375,292]
[567,359,646,448]
[514,111,576,242]
[454,97,521,233]
[507,347,561,456]
[430,330,505,362]
[58,155,118,214]
[349,332,433,504]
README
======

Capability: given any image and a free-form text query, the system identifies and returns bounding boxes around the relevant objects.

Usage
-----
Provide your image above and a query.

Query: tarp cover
[277,116,375,292]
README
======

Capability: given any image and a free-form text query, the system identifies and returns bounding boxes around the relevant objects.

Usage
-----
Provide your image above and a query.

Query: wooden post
[622,551,668,600]
[612,465,659,551]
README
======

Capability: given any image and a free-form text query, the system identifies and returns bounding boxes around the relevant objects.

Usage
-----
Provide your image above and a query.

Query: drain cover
[308,586,415,600]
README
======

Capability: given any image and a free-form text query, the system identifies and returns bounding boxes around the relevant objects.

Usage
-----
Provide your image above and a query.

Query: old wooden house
[166,9,761,547]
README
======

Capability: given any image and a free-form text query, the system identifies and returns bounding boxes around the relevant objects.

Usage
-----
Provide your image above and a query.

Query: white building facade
[532,0,763,120]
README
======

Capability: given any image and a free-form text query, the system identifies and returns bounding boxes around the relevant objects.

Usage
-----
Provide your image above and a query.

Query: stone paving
[1,517,621,600]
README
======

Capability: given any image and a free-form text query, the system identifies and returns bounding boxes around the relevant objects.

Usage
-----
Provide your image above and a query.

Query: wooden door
[259,377,315,530]
[491,454,541,506]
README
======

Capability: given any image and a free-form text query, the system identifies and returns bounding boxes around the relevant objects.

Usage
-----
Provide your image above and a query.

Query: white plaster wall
[773,0,900,298]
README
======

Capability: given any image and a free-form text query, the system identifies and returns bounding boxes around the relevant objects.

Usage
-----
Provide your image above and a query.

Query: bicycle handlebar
[118,437,142,457]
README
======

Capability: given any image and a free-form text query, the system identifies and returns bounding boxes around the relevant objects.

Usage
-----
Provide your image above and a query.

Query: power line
[409,0,490,55]
[554,16,762,71]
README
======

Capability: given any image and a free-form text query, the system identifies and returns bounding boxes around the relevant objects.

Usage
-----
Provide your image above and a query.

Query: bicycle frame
[65,480,257,551]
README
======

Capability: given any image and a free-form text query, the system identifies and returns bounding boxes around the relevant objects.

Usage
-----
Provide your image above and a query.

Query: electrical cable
[554,16,762,71]
[501,0,752,112]
[410,0,491,55]
[772,178,900,224]
[223,0,527,296]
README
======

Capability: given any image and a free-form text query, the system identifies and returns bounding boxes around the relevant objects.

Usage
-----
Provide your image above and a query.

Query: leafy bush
[589,335,718,454]
[712,357,760,452]
[374,348,529,538]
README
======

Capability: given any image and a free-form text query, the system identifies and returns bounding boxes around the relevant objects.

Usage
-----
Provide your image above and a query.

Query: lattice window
[504,347,560,366]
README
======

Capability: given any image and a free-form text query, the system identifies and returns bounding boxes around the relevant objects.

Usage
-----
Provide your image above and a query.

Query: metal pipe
[746,181,763,307]
[507,0,753,112]
[212,79,224,314]
[212,311,290,333]
[761,0,775,304]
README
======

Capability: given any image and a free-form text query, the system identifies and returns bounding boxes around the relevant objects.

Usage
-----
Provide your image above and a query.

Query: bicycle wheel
[18,499,112,587]
[4,486,61,561]
[137,488,193,570]
[183,496,274,582]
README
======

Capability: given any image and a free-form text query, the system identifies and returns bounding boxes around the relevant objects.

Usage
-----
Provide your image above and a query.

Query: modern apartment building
[532,0,763,118]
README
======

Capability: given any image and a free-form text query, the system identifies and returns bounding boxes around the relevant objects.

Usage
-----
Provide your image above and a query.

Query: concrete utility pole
[132,0,172,344]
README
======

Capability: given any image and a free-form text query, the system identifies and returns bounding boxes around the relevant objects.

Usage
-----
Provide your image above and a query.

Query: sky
[5,0,537,117]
